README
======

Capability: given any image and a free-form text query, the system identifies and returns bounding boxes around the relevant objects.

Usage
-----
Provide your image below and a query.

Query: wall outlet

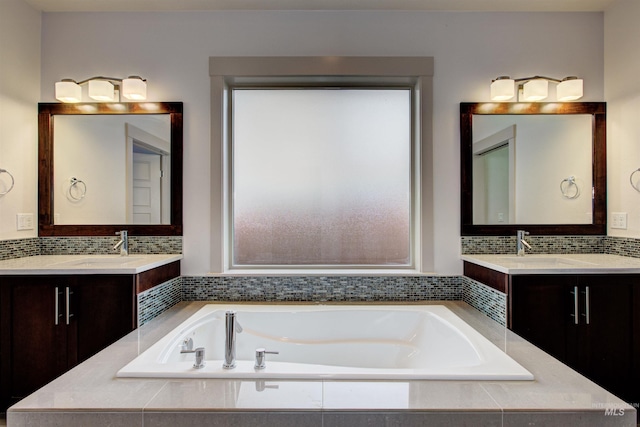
[16,213,34,231]
[497,212,505,223]
[611,212,628,229]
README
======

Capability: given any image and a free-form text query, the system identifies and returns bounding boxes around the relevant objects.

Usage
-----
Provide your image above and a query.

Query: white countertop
[462,253,640,274]
[0,254,182,275]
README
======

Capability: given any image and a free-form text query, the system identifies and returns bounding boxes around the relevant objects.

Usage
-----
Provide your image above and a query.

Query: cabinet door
[510,275,578,362]
[72,275,136,364]
[7,277,70,399]
[577,276,634,402]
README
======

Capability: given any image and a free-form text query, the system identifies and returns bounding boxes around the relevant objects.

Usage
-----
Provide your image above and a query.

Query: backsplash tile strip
[462,276,506,326]
[182,275,463,303]
[0,238,39,260]
[39,236,182,255]
[138,276,183,326]
[605,236,640,258]
[461,235,605,255]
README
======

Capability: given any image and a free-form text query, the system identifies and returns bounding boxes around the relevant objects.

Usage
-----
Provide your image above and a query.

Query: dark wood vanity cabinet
[0,260,180,410]
[465,262,639,407]
[0,275,135,406]
[509,274,636,403]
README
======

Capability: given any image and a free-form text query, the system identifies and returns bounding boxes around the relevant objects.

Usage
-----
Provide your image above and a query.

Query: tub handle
[255,348,279,370]
[181,346,206,369]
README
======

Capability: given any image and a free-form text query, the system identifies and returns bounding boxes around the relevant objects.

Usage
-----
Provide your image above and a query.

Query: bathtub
[117,304,533,380]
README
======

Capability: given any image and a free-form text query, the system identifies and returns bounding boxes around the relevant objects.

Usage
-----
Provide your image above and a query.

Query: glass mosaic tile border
[461,235,605,255]
[138,276,182,326]
[604,236,640,258]
[0,238,39,261]
[39,236,182,255]
[462,276,506,326]
[182,275,463,302]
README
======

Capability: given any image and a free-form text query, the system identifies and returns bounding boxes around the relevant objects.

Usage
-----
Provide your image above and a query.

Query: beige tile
[503,411,637,427]
[323,381,500,410]
[322,411,502,427]
[143,411,323,427]
[7,411,142,427]
[145,380,323,410]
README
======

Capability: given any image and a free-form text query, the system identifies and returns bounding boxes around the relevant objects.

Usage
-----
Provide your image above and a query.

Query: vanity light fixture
[54,76,147,103]
[490,75,583,102]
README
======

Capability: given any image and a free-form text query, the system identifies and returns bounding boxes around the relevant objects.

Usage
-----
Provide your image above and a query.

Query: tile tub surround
[7,301,636,427]
[182,275,462,302]
[138,276,182,326]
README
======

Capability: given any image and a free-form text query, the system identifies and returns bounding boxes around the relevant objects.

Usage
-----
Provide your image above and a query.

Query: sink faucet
[223,311,243,369]
[516,230,532,256]
[113,230,128,256]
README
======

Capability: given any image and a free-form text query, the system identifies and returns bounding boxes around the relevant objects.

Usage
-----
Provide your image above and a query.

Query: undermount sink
[497,256,596,266]
[57,257,144,267]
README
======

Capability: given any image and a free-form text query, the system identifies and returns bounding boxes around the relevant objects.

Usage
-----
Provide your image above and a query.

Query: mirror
[39,102,183,236]
[461,102,606,236]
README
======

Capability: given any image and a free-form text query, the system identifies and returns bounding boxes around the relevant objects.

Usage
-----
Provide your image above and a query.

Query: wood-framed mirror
[461,102,606,236]
[38,102,183,236]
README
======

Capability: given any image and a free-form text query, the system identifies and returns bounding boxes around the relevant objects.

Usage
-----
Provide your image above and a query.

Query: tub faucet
[223,311,243,369]
[113,230,128,256]
[516,230,532,256]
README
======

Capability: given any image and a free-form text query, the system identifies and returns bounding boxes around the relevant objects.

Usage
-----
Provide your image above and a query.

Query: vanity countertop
[0,254,182,275]
[462,253,640,275]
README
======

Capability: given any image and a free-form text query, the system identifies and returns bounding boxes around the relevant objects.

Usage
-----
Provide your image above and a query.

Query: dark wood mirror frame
[38,102,183,236]
[461,102,606,236]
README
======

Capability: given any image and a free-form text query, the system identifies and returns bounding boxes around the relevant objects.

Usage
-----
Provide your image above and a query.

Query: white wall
[0,0,40,240]
[605,0,640,238]
[38,10,604,274]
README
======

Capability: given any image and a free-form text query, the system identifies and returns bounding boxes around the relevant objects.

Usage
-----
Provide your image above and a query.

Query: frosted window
[232,89,412,267]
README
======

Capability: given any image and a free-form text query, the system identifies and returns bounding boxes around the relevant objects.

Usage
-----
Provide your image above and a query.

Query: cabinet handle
[584,286,590,325]
[65,287,74,325]
[571,286,579,325]
[55,287,60,325]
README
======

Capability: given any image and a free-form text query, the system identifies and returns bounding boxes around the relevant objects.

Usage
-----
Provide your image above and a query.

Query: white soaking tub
[117,304,533,380]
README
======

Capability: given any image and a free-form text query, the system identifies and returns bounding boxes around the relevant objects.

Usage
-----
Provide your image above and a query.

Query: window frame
[210,57,434,274]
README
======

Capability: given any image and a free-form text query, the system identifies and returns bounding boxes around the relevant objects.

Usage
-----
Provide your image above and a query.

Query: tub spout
[223,311,242,369]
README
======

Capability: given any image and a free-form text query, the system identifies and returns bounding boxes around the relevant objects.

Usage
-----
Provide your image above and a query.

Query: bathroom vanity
[0,254,181,410]
[463,254,640,411]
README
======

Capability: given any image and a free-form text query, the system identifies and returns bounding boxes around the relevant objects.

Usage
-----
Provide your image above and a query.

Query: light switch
[16,213,34,230]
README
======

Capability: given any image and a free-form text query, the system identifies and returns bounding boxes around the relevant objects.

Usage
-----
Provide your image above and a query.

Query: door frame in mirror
[460,102,606,236]
[38,102,183,236]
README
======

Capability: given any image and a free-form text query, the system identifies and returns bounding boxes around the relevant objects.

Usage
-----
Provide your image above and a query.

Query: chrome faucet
[516,230,532,256]
[113,230,128,256]
[223,311,243,369]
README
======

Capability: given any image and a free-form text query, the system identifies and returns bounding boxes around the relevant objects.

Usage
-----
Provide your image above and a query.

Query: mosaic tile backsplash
[138,276,182,326]
[461,235,606,255]
[0,238,39,261]
[182,275,463,302]
[462,276,506,326]
[40,236,183,255]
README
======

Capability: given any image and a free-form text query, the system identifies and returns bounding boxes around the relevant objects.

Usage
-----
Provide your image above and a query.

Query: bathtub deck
[7,301,637,427]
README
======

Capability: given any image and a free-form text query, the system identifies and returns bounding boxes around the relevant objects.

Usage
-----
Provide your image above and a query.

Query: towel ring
[560,176,580,199]
[69,177,87,201]
[0,168,15,196]
[630,168,640,192]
